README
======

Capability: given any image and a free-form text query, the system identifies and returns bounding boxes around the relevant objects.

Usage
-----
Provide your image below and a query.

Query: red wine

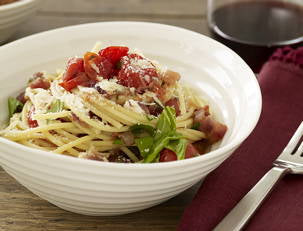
[209,1,303,72]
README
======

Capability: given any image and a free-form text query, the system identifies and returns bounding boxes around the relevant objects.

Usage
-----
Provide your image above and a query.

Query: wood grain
[11,15,209,42]
[39,0,207,16]
[0,167,201,231]
[1,0,210,230]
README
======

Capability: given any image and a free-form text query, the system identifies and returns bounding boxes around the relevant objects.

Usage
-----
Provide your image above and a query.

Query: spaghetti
[0,44,227,163]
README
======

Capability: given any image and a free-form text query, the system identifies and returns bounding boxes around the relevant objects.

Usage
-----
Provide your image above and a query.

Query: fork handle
[213,166,288,231]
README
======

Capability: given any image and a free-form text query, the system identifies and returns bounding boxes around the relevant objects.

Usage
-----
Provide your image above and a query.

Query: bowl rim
[0,21,262,169]
[0,0,37,11]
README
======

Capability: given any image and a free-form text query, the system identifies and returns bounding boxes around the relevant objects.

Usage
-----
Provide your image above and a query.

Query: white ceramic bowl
[0,22,261,216]
[0,0,41,44]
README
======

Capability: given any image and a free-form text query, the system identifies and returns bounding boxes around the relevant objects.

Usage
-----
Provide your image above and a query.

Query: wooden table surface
[1,1,209,230]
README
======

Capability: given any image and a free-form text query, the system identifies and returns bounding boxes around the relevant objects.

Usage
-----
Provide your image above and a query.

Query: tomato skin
[118,67,147,89]
[99,46,129,65]
[60,72,91,91]
[63,58,84,81]
[117,54,159,91]
[159,149,177,162]
[28,107,38,128]
[185,143,199,159]
[84,52,113,80]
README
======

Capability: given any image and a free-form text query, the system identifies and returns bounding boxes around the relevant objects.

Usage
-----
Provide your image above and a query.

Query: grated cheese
[124,100,145,114]
[25,88,54,114]
[95,78,125,94]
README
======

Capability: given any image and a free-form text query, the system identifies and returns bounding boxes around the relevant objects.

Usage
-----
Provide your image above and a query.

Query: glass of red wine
[207,0,303,73]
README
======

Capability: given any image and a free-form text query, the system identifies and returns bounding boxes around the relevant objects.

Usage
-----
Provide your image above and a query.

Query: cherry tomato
[28,107,38,128]
[62,58,84,82]
[185,143,200,159]
[84,52,113,80]
[159,149,177,162]
[99,46,129,65]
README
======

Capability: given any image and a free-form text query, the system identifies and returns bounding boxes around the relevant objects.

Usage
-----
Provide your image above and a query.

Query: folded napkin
[178,46,303,231]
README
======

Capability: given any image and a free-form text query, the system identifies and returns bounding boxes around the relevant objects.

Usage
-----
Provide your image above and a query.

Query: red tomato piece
[84,52,113,80]
[99,46,129,65]
[60,72,91,91]
[28,107,38,128]
[159,149,177,162]
[185,143,199,159]
[117,54,159,90]
[63,58,84,82]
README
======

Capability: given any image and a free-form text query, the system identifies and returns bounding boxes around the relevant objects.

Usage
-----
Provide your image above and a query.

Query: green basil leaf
[135,136,154,158]
[8,97,24,118]
[130,124,155,136]
[48,100,64,113]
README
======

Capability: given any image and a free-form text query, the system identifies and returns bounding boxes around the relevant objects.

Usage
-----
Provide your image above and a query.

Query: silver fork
[214,122,303,231]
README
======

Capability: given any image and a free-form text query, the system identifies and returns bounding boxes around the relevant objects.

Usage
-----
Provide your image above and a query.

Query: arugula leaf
[135,136,153,158]
[113,138,124,145]
[130,124,155,136]
[8,97,24,118]
[48,100,64,113]
[154,107,176,140]
[144,107,182,163]
[130,106,187,163]
[166,138,187,160]
[146,114,155,121]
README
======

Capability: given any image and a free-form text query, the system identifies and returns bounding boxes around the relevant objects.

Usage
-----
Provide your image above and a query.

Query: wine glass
[207,0,303,72]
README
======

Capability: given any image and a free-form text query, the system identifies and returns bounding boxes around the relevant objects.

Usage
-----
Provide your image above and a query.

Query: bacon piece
[192,139,210,154]
[194,106,227,144]
[162,70,181,87]
[16,92,27,104]
[147,104,163,116]
[33,72,44,78]
[138,102,150,114]
[108,151,132,163]
[71,113,90,128]
[29,77,50,90]
[185,143,200,159]
[117,131,135,146]
[194,106,210,121]
[165,97,181,116]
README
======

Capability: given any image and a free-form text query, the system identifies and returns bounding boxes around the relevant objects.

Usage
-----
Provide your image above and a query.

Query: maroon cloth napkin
[178,47,303,231]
